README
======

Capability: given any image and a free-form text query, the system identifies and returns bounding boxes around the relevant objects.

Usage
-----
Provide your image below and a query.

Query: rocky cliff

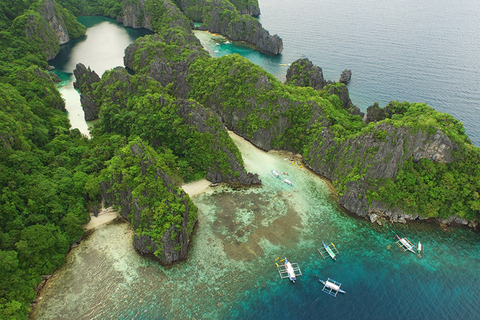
[73,63,101,121]
[229,0,261,16]
[285,58,362,116]
[100,140,198,265]
[173,0,282,54]
[124,32,208,99]
[23,0,86,60]
[120,0,191,32]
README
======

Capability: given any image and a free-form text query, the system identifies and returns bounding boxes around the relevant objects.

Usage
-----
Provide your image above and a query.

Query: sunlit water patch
[31,133,480,319]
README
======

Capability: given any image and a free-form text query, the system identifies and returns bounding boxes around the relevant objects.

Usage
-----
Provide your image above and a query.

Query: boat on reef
[283,179,293,186]
[323,242,336,260]
[271,170,280,178]
[417,241,423,253]
[276,257,302,283]
[395,235,416,253]
[319,278,346,297]
[285,257,296,283]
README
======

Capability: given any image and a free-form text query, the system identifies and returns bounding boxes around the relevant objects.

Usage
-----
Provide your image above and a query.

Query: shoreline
[83,207,119,231]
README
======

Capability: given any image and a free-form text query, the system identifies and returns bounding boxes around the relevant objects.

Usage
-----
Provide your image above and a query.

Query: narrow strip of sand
[83,207,119,231]
[182,178,211,197]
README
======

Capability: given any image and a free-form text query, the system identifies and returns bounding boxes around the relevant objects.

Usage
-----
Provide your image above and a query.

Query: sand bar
[83,207,119,231]
[182,178,211,197]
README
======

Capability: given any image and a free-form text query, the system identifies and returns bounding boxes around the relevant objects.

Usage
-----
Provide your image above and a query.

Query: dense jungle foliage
[101,138,198,258]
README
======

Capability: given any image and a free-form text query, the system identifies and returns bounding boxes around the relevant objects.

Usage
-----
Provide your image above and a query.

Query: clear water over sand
[31,133,480,319]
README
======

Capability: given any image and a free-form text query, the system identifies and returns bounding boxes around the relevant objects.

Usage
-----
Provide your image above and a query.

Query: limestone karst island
[1,0,480,319]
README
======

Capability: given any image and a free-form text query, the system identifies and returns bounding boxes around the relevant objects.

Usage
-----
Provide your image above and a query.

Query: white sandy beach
[181,178,211,197]
[83,207,119,231]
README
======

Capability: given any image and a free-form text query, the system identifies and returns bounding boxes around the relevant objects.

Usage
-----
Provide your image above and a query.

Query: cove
[31,132,480,319]
[49,16,152,136]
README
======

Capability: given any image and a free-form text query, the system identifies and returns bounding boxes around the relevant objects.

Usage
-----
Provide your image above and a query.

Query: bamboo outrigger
[395,235,415,253]
[319,278,346,297]
[318,242,339,260]
[276,257,302,283]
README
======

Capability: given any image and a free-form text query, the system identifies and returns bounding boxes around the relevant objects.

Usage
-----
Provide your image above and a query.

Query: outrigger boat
[319,278,346,297]
[317,242,339,260]
[417,241,423,253]
[283,179,293,186]
[271,170,280,178]
[395,235,415,253]
[276,257,302,283]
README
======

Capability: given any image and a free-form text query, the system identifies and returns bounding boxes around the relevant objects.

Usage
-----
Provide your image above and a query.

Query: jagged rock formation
[175,100,261,185]
[100,140,198,265]
[73,63,101,120]
[37,0,70,44]
[285,58,327,90]
[286,58,363,116]
[307,122,457,216]
[229,0,261,16]
[174,0,282,54]
[120,0,192,32]
[339,69,352,84]
[22,0,86,60]
[124,32,208,99]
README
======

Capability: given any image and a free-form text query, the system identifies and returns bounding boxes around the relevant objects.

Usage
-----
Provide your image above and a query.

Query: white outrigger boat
[283,179,293,186]
[395,235,415,253]
[276,257,302,283]
[271,170,280,178]
[319,278,346,297]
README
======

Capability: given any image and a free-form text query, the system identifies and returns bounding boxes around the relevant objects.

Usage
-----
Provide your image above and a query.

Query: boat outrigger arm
[318,242,339,260]
[395,235,416,253]
[319,278,346,297]
[276,257,302,283]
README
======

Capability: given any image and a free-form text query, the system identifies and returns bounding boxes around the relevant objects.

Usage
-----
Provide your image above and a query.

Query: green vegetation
[93,67,244,182]
[101,138,198,258]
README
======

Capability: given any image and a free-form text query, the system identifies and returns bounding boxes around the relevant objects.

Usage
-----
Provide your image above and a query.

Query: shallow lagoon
[31,133,480,319]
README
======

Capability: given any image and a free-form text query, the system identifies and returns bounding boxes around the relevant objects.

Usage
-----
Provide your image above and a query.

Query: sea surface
[199,0,480,147]
[34,5,480,320]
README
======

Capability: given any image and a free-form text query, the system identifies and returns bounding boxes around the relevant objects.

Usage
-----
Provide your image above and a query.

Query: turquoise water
[199,0,480,147]
[49,16,152,135]
[31,134,480,319]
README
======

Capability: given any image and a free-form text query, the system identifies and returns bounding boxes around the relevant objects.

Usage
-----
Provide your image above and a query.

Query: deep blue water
[209,0,480,147]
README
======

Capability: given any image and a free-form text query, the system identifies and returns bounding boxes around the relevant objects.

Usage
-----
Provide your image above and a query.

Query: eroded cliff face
[120,0,191,32]
[307,122,457,214]
[202,1,282,55]
[100,141,198,265]
[22,0,85,60]
[168,0,282,54]
[73,63,101,121]
[37,0,70,45]
[124,32,208,99]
